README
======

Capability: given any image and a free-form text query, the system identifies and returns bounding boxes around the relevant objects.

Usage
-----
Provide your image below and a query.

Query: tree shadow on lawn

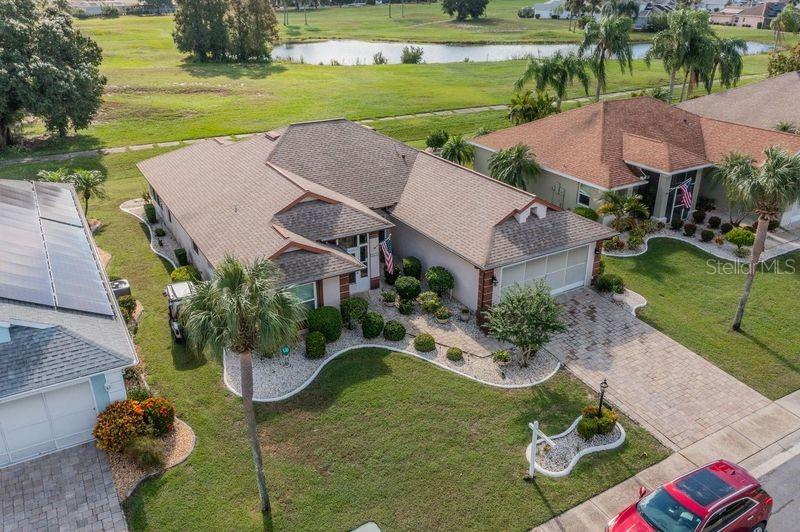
[738,329,800,377]
[178,60,288,80]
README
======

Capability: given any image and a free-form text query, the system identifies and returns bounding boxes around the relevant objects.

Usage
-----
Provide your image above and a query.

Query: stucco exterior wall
[150,189,215,279]
[322,276,341,309]
[389,217,480,310]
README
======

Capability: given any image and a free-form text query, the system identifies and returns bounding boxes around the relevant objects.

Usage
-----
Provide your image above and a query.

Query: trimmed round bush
[154,227,166,237]
[720,222,734,234]
[402,256,422,279]
[594,273,624,294]
[692,210,706,224]
[305,331,326,359]
[361,311,384,339]
[576,416,599,440]
[581,405,619,436]
[492,349,511,364]
[395,275,421,300]
[383,320,406,341]
[381,290,396,303]
[700,229,715,242]
[446,347,463,361]
[425,266,455,296]
[340,297,368,329]
[435,306,452,320]
[418,291,441,313]
[125,436,165,469]
[707,216,721,229]
[726,227,756,249]
[572,205,599,221]
[93,400,145,452]
[398,299,414,315]
[683,223,697,237]
[140,396,176,437]
[670,218,684,231]
[413,333,436,352]
[307,306,343,342]
[170,265,200,283]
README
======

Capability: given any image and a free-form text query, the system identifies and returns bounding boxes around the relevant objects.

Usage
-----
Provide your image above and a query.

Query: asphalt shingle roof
[0,325,132,400]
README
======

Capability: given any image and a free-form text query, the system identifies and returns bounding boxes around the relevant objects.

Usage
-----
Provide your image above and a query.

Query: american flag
[679,179,693,209]
[380,237,394,275]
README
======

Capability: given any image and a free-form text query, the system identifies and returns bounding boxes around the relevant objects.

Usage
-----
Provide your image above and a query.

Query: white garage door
[0,381,97,466]
[500,246,589,297]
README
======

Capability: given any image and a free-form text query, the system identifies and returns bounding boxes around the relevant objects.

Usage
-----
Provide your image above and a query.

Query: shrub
[742,224,756,233]
[594,273,624,294]
[572,206,599,221]
[426,266,455,295]
[140,396,175,437]
[577,416,599,440]
[398,299,414,315]
[400,45,424,64]
[174,248,188,266]
[426,130,449,150]
[143,203,157,224]
[414,333,436,352]
[683,223,697,237]
[726,227,755,249]
[670,218,684,231]
[691,210,706,224]
[383,320,406,341]
[305,331,326,359]
[734,246,751,258]
[577,405,619,439]
[118,295,137,323]
[446,347,463,361]
[384,266,399,286]
[361,311,384,339]
[125,436,165,469]
[170,265,200,283]
[154,227,166,237]
[402,256,422,279]
[340,297,369,329]
[627,234,643,251]
[720,222,734,234]
[126,385,151,402]
[93,400,146,452]
[657,221,666,230]
[707,216,721,229]
[640,219,659,234]
[435,306,452,320]
[418,291,441,313]
[308,306,343,342]
[395,275,421,300]
[381,290,397,303]
[492,349,510,364]
[769,219,780,231]
[372,51,387,65]
[714,235,725,246]
[700,229,715,242]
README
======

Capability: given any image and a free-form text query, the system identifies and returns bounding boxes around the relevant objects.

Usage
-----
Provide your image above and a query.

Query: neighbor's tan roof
[472,97,800,189]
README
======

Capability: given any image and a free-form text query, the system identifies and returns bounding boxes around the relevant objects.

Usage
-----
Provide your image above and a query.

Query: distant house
[632,0,676,31]
[710,2,786,27]
[0,180,136,467]
[138,119,615,319]
[470,97,800,226]
[531,0,570,19]
[709,6,746,25]
[68,0,174,16]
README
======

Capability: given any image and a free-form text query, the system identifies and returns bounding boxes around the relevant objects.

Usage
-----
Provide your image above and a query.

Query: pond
[273,39,773,65]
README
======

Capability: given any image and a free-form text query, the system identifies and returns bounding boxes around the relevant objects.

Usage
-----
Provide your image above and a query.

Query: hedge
[572,206,599,221]
[425,266,455,296]
[383,320,406,341]
[307,306,343,342]
[305,331,326,359]
[395,276,421,300]
[340,297,368,329]
[174,248,189,266]
[144,203,157,224]
[361,311,384,339]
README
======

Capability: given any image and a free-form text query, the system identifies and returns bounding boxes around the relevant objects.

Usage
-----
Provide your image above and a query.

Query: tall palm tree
[181,257,308,513]
[440,134,473,165]
[645,22,685,103]
[579,15,634,101]
[714,147,800,330]
[671,9,715,101]
[701,37,747,94]
[69,169,107,216]
[487,143,541,189]
[507,90,557,125]
[515,51,590,110]
[600,0,639,19]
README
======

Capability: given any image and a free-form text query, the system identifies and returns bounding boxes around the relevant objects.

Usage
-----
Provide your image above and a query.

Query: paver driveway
[0,443,126,531]
[545,288,771,450]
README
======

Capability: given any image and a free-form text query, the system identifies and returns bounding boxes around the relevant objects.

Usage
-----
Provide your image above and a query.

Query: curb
[222,344,562,403]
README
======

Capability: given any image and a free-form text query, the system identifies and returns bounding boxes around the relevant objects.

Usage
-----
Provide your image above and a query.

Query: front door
[339,234,370,294]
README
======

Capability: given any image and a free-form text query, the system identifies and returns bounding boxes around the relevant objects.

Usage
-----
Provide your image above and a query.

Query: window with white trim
[288,282,317,311]
[577,184,593,207]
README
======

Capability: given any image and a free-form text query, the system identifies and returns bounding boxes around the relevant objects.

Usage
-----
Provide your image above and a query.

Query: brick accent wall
[339,274,350,302]
[315,279,324,307]
[476,268,494,326]
[592,243,603,278]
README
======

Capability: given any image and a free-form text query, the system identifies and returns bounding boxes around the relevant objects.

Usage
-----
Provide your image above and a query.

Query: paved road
[762,452,800,532]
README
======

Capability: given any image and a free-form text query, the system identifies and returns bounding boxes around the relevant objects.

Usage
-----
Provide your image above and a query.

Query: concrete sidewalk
[534,390,800,531]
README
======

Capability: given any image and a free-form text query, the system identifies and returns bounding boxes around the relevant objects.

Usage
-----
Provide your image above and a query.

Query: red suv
[607,460,772,532]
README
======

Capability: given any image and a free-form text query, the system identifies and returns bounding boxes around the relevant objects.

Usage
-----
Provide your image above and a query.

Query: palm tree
[714,147,800,330]
[487,143,541,189]
[440,134,473,165]
[671,9,715,101]
[181,257,307,513]
[600,0,639,19]
[701,37,747,94]
[645,22,685,103]
[36,168,71,183]
[772,5,800,47]
[598,191,649,229]
[507,90,557,125]
[69,169,107,216]
[515,51,590,110]
[579,15,634,101]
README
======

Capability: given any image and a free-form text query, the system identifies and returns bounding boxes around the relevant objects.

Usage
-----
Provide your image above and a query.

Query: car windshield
[637,488,702,532]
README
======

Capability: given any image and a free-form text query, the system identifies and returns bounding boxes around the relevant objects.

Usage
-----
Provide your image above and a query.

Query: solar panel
[35,182,82,226]
[0,182,55,307]
[41,219,114,316]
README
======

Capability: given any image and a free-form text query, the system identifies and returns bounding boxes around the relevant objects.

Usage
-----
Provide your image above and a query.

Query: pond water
[273,39,773,65]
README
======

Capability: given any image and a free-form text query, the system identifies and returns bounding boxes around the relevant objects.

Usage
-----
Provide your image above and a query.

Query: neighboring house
[709,1,786,27]
[709,6,746,24]
[533,0,570,19]
[632,0,676,31]
[138,119,615,320]
[0,180,136,467]
[68,0,174,16]
[470,97,800,225]
[678,71,800,225]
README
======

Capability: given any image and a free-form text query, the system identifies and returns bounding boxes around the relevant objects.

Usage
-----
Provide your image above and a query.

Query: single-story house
[137,119,615,320]
[632,1,676,31]
[709,6,747,24]
[0,180,136,467]
[470,97,800,225]
[728,1,786,28]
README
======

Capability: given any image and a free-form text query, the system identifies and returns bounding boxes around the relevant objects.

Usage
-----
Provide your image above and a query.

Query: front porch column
[690,169,703,211]
[339,274,350,302]
[368,231,380,289]
[652,172,672,221]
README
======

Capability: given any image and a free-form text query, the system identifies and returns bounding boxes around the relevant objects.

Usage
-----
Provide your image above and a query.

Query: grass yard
[0,150,668,530]
[605,239,800,400]
[7,13,776,157]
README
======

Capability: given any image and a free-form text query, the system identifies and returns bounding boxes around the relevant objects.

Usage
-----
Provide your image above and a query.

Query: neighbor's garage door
[0,381,98,466]
[500,246,589,297]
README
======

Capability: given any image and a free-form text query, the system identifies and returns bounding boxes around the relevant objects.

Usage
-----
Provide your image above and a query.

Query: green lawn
[605,239,800,400]
[0,150,668,530]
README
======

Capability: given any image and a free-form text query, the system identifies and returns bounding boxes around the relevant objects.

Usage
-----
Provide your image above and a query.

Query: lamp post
[598,378,608,415]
